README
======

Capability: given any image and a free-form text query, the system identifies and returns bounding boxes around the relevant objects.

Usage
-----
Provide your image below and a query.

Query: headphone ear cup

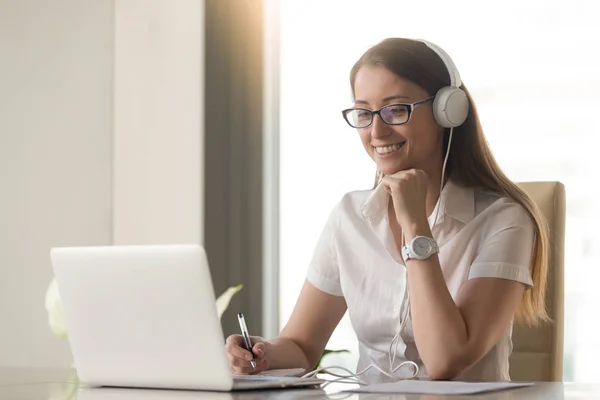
[432,86,469,128]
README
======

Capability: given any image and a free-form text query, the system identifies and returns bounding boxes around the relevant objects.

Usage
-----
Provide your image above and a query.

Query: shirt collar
[361,177,475,227]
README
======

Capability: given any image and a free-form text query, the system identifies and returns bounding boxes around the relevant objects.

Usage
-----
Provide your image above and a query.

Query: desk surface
[1,367,598,399]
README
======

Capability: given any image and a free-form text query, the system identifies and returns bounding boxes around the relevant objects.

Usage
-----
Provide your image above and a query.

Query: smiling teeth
[375,143,404,154]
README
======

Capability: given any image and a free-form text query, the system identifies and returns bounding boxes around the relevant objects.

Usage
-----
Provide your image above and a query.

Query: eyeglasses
[341,96,435,129]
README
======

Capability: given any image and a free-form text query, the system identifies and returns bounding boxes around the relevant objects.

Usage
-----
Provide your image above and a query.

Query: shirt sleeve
[468,200,535,288]
[306,202,344,296]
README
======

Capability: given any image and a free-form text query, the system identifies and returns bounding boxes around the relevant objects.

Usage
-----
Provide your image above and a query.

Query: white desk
[0,367,598,399]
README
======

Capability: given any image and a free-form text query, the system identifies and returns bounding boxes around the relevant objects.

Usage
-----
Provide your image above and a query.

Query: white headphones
[415,39,469,128]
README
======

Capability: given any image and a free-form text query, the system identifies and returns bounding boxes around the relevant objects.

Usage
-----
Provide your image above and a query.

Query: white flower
[45,278,243,340]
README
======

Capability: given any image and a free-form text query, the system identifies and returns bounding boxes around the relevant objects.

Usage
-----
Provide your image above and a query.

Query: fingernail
[246,354,252,360]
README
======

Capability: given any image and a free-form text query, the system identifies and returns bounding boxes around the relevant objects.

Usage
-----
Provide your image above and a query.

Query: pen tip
[237,312,243,318]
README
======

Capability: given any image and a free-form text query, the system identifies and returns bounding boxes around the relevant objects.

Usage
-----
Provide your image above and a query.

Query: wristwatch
[402,236,439,261]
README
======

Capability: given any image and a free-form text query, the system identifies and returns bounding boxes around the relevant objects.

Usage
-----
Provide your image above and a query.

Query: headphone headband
[410,38,468,128]
[416,39,462,88]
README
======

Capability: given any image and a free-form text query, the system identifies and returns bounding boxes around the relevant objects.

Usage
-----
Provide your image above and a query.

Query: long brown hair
[350,38,549,326]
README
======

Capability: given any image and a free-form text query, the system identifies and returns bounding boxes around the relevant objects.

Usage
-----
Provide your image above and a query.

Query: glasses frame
[341,96,435,128]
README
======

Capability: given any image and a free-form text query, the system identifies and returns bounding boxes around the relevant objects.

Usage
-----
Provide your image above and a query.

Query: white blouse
[306,179,535,383]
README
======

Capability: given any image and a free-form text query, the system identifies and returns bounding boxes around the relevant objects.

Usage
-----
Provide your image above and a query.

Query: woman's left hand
[381,169,429,231]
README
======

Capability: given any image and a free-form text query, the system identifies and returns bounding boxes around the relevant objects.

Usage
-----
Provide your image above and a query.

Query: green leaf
[216,284,243,320]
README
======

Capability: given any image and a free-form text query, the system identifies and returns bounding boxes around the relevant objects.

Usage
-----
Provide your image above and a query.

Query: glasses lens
[380,105,409,124]
[346,109,372,128]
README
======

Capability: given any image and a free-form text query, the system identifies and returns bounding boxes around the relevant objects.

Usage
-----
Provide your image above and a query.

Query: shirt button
[393,305,400,312]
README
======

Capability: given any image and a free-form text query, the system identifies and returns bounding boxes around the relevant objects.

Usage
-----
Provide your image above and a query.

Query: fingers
[230,357,269,375]
[226,335,254,360]
[225,335,268,375]
[382,169,426,180]
[382,170,428,191]
[254,356,269,372]
[250,340,269,373]
[252,341,265,359]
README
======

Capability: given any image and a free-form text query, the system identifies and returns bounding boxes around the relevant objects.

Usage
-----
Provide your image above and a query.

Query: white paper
[231,368,307,381]
[345,380,534,395]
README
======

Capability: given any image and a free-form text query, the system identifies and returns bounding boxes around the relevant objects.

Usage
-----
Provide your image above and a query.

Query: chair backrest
[509,182,565,381]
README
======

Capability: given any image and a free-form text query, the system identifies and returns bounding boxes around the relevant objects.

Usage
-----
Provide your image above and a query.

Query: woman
[226,38,549,383]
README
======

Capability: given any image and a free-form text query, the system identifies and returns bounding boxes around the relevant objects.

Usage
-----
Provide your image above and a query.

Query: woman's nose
[370,113,392,139]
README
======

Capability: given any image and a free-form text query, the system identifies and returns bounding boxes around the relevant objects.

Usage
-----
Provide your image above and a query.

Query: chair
[509,182,565,381]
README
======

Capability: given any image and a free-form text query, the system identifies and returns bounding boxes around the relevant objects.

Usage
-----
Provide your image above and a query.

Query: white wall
[0,0,204,367]
[113,0,203,246]
[0,0,113,367]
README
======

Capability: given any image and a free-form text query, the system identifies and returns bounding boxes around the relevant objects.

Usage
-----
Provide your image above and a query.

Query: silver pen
[237,313,256,369]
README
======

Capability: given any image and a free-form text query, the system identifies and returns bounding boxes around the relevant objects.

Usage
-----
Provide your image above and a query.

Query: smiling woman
[226,32,550,383]
[276,0,600,383]
[303,37,546,382]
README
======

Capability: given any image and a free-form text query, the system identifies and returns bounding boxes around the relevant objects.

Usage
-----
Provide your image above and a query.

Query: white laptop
[50,244,324,391]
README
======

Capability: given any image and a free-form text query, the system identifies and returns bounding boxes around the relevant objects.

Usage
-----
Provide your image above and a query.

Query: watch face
[412,237,433,257]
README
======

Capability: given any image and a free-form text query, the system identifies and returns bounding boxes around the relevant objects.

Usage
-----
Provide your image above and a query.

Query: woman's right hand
[225,334,270,375]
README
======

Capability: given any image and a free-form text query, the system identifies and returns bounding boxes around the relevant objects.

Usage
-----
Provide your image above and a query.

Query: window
[277,0,600,381]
